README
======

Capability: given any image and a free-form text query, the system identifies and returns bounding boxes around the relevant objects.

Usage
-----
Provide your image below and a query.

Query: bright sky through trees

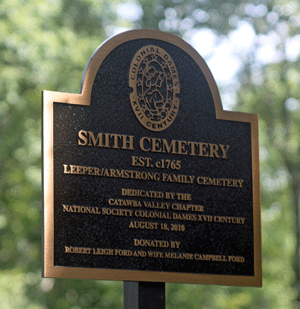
[116,1,300,84]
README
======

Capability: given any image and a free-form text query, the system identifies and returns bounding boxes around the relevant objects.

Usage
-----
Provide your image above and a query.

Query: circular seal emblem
[129,45,180,132]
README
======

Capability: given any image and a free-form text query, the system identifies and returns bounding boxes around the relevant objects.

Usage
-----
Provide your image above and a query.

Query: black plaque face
[42,30,261,286]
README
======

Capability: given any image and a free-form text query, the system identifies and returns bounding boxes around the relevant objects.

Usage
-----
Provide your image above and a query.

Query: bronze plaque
[42,30,261,286]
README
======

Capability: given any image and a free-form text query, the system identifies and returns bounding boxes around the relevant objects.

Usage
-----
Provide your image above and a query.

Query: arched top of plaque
[44,30,244,123]
[83,30,223,120]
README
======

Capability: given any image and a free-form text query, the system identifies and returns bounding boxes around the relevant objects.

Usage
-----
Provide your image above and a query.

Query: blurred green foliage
[1,0,300,308]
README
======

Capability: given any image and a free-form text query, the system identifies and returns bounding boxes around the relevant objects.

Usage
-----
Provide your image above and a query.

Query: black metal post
[124,281,165,309]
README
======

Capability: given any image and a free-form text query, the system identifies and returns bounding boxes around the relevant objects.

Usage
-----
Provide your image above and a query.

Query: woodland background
[1,0,300,308]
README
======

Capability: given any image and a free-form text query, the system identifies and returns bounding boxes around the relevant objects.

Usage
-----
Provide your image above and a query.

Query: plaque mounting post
[124,281,165,309]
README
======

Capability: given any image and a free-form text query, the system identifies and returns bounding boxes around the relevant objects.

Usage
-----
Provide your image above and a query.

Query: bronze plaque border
[42,29,261,287]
